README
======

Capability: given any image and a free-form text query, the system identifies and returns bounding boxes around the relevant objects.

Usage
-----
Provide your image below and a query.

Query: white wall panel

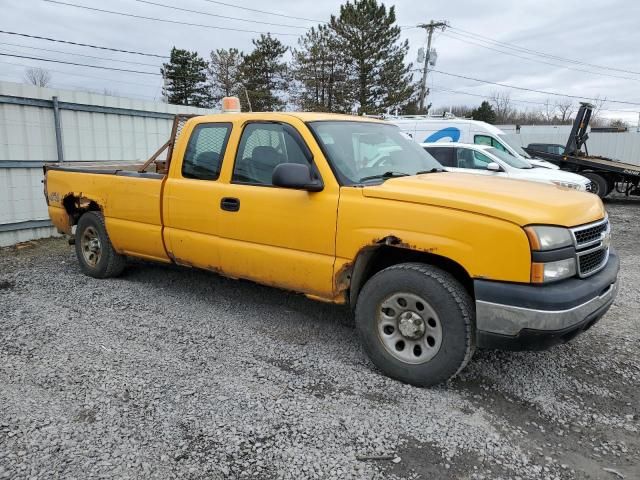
[0,80,211,246]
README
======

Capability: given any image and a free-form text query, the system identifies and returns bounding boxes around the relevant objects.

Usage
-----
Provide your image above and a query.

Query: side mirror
[272,163,323,192]
[487,162,501,172]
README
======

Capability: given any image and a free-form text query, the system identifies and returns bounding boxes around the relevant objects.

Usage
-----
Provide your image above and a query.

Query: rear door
[163,121,233,268]
[424,146,456,168]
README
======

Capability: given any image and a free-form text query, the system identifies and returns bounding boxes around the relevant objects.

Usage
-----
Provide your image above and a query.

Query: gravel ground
[1,198,638,480]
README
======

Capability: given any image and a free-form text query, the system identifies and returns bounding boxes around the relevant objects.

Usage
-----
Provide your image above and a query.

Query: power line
[448,26,640,76]
[0,30,167,58]
[0,59,161,90]
[197,0,324,23]
[0,53,160,75]
[429,83,639,114]
[441,31,640,83]
[133,0,308,30]
[0,41,163,68]
[422,68,640,106]
[44,0,300,37]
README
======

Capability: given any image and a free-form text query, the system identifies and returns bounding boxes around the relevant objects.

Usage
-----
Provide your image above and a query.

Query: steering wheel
[371,155,392,168]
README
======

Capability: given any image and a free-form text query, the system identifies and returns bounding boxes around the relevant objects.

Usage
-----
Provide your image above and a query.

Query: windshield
[486,147,533,169]
[497,134,533,159]
[308,121,442,184]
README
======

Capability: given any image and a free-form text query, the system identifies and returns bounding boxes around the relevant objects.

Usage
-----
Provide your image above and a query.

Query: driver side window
[232,123,309,186]
[456,148,493,170]
[474,134,510,155]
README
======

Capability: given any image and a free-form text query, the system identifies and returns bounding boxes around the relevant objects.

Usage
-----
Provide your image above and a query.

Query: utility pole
[417,20,448,114]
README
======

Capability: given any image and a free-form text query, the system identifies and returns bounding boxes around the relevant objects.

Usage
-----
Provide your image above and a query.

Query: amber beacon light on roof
[222,96,241,113]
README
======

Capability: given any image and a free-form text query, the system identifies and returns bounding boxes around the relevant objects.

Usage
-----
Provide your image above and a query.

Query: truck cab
[44,103,619,387]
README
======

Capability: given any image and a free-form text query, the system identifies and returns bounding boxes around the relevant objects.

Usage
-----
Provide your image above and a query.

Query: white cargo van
[391,115,559,170]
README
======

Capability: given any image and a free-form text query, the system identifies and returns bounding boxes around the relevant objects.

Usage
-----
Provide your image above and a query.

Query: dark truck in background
[525,103,640,198]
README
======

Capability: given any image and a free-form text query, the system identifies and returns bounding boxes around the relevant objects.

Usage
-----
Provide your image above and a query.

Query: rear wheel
[582,172,609,198]
[75,211,126,278]
[355,263,475,387]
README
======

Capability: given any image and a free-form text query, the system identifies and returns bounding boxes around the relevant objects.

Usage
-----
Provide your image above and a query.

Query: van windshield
[486,147,533,169]
[308,121,443,184]
[498,134,533,159]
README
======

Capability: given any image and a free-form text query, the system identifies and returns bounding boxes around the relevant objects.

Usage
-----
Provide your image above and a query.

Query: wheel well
[348,245,474,309]
[62,194,102,227]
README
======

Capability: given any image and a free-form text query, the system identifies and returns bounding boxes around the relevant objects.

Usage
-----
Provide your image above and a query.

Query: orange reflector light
[222,96,241,113]
[531,263,545,283]
[524,226,541,251]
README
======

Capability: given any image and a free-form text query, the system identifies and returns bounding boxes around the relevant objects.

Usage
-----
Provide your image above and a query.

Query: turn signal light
[531,263,545,283]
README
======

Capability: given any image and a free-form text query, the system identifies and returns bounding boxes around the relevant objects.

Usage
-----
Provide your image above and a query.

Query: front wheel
[582,172,609,198]
[355,263,475,387]
[75,211,126,278]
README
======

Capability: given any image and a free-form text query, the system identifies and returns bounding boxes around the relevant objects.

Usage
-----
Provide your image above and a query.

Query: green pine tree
[471,101,498,124]
[161,47,211,107]
[291,25,349,112]
[208,48,245,107]
[330,0,415,114]
[241,34,288,111]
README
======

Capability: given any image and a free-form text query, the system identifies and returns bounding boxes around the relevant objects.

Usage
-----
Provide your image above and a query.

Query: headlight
[524,226,573,250]
[525,226,576,283]
[551,180,582,190]
[531,258,577,283]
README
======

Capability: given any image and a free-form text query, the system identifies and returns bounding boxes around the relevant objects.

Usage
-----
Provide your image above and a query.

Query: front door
[450,147,505,177]
[216,121,339,298]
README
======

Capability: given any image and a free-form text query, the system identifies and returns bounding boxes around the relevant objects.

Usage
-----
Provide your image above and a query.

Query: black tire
[75,211,126,278]
[355,263,474,387]
[582,172,609,198]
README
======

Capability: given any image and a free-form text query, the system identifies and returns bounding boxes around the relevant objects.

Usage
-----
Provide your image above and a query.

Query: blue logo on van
[425,127,460,142]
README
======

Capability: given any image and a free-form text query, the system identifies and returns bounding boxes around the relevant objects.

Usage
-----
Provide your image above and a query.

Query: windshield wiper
[416,168,445,174]
[359,171,410,182]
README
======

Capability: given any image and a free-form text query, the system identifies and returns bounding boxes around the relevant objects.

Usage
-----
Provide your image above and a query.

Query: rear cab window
[182,123,232,180]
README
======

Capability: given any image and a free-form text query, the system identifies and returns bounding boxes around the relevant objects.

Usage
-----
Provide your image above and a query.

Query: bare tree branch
[555,99,574,123]
[488,91,514,123]
[24,67,52,87]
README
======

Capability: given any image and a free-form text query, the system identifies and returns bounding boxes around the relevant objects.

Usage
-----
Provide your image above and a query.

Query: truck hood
[362,172,604,227]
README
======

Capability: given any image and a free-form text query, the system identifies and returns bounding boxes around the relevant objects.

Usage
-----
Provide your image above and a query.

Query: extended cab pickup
[44,109,619,386]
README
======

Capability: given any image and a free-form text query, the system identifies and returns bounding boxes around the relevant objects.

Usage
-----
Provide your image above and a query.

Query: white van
[391,115,559,170]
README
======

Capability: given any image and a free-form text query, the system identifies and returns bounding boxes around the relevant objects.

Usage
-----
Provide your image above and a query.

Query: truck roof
[192,112,386,124]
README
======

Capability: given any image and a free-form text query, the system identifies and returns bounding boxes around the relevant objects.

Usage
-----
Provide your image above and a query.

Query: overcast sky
[2,0,639,123]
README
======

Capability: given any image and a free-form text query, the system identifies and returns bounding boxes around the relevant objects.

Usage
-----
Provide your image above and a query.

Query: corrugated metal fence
[0,81,211,247]
[499,124,640,167]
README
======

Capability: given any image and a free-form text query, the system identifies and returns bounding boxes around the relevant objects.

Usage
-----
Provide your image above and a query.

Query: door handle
[220,197,240,212]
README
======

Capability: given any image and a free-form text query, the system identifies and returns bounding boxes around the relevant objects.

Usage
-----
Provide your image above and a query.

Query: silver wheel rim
[376,292,443,365]
[80,226,102,267]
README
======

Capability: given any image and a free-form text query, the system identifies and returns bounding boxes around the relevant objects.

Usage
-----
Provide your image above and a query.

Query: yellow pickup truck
[44,104,619,386]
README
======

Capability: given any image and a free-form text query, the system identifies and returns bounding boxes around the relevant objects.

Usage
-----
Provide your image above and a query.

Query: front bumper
[474,250,619,350]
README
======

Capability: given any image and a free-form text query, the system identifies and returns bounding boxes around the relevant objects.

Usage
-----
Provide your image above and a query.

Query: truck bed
[524,148,640,177]
[44,164,168,262]
[45,162,165,179]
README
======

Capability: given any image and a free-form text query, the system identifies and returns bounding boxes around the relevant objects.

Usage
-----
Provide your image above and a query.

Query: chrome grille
[571,218,610,278]
[573,218,609,247]
[578,248,608,276]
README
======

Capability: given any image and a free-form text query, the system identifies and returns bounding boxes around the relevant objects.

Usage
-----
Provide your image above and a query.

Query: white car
[421,142,592,191]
